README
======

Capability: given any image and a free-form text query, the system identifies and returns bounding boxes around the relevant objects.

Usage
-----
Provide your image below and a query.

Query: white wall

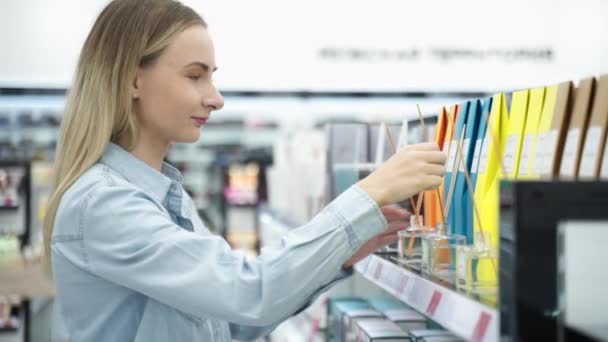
[0,0,607,91]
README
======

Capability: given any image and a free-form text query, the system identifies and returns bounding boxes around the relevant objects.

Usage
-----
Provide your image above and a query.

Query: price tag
[478,138,492,174]
[560,128,581,177]
[397,275,409,295]
[426,290,443,316]
[471,138,484,174]
[543,130,559,176]
[459,139,471,172]
[373,262,383,280]
[365,258,377,278]
[503,135,520,175]
[446,140,458,169]
[602,139,608,179]
[471,311,492,342]
[518,134,535,175]
[533,132,547,175]
[389,269,401,291]
[579,127,602,178]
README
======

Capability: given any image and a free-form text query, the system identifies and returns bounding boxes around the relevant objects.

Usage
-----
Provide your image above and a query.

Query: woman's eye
[187,75,201,81]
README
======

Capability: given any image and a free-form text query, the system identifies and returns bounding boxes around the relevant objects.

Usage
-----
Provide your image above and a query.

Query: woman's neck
[121,132,169,172]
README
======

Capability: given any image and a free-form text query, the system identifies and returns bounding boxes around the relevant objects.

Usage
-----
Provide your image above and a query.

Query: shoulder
[53,163,164,238]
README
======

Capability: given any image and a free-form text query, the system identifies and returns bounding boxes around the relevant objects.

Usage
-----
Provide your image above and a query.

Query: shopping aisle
[1,1,607,341]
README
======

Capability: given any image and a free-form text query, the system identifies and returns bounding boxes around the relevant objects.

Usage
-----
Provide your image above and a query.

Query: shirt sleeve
[228,267,353,340]
[76,183,385,327]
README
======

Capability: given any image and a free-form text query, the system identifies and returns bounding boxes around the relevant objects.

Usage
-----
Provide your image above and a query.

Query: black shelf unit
[0,160,32,342]
[500,181,608,342]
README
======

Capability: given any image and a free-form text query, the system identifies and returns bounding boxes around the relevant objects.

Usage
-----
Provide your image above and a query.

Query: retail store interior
[1,0,608,341]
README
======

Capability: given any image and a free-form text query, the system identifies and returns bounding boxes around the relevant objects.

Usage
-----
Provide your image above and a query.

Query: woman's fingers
[385,221,408,233]
[378,232,399,246]
[381,205,410,221]
[358,143,448,206]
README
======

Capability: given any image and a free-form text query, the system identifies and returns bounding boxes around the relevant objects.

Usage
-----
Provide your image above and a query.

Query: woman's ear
[132,69,142,100]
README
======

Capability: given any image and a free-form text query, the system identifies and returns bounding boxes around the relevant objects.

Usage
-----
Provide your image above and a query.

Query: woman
[44,0,446,341]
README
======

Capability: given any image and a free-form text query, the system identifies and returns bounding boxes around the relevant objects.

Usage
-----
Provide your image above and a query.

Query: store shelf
[270,310,324,342]
[354,254,497,342]
[0,315,20,332]
[258,206,499,342]
[0,330,23,342]
[0,261,54,297]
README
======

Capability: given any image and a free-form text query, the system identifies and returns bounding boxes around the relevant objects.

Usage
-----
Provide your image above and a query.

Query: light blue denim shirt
[50,143,387,341]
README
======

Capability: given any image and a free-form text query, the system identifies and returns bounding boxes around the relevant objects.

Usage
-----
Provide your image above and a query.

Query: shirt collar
[100,143,183,202]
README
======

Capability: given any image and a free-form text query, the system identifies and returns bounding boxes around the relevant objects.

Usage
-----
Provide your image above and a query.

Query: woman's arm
[53,183,386,327]
[228,267,352,340]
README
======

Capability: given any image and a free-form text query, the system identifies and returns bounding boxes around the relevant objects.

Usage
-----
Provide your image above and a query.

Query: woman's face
[132,25,224,144]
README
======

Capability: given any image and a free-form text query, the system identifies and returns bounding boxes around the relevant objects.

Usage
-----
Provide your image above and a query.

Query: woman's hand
[342,205,409,269]
[357,143,446,207]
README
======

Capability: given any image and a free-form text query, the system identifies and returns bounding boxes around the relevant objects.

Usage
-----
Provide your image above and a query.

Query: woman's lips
[192,116,208,127]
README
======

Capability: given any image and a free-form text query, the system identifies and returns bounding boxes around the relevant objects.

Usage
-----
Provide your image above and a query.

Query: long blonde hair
[43,0,205,270]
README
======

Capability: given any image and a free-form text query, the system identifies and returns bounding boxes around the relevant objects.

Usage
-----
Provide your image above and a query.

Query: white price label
[366,258,377,277]
[560,128,581,177]
[579,127,602,178]
[601,141,608,179]
[543,130,559,176]
[389,270,400,291]
[533,132,547,175]
[446,139,458,170]
[518,134,535,175]
[478,138,492,174]
[397,276,409,295]
[471,138,484,174]
[459,138,471,172]
[504,135,520,175]
[373,262,383,280]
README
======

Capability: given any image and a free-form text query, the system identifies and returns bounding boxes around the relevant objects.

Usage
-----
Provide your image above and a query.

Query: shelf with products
[261,114,483,340]
[0,161,58,342]
[0,260,54,298]
[0,295,23,333]
[343,75,608,341]
[271,309,324,342]
[258,206,496,342]
[261,73,608,342]
[354,254,497,342]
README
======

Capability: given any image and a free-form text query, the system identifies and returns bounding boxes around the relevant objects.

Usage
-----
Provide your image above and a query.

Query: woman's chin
[174,129,202,144]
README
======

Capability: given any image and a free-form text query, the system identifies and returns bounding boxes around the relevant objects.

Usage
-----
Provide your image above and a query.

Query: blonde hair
[43,0,205,271]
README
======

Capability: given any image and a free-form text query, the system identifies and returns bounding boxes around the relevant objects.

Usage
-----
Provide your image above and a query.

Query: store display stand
[354,254,497,342]
[0,161,42,342]
[499,180,608,342]
[258,205,498,342]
